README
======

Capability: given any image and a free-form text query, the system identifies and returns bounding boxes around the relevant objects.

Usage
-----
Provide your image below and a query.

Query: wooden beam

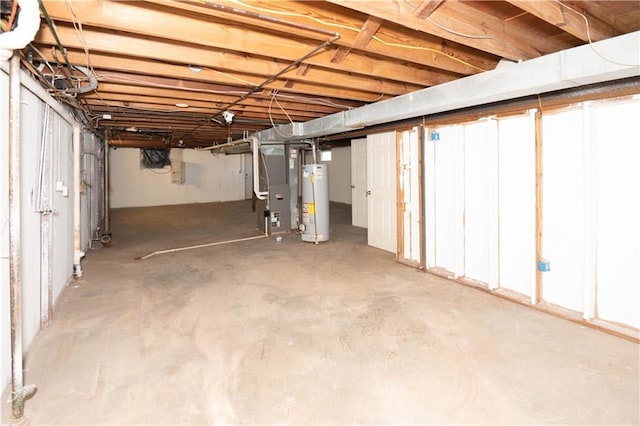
[93,70,386,107]
[331,15,383,64]
[327,0,574,60]
[414,0,445,19]
[34,25,425,97]
[504,0,618,42]
[93,82,344,114]
[85,93,323,118]
[40,0,456,87]
[144,0,496,75]
[35,48,375,103]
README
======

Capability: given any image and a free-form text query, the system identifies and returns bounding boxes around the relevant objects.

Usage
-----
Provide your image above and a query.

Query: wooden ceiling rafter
[504,0,619,42]
[327,0,574,60]
[33,25,425,98]
[331,15,383,64]
[92,83,346,114]
[38,0,459,87]
[414,0,446,19]
[144,0,497,76]
[20,0,639,149]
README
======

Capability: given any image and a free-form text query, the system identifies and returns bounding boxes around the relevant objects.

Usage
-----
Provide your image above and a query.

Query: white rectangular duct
[257,31,640,141]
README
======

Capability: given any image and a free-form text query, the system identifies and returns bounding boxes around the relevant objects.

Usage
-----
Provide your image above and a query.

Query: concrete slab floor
[3,200,639,425]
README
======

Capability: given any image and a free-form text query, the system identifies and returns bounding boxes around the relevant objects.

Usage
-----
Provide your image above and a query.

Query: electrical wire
[554,0,639,67]
[64,0,94,73]
[424,16,494,41]
[271,90,294,125]
[199,65,258,86]
[230,0,487,72]
[28,44,56,75]
[268,90,295,138]
[273,92,358,109]
[98,72,249,96]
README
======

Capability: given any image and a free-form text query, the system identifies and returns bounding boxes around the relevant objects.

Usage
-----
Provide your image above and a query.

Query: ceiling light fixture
[188,65,202,73]
[222,110,234,124]
[175,103,189,108]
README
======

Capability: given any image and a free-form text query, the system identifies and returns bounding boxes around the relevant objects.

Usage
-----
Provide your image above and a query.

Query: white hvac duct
[0,0,41,61]
[251,136,268,200]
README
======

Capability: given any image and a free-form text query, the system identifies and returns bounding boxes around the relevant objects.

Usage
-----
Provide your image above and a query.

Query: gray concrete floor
[4,200,639,424]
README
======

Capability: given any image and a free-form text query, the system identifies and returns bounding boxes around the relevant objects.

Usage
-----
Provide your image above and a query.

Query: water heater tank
[301,163,329,242]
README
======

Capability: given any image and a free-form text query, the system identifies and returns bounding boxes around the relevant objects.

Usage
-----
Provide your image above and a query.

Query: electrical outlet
[62,185,69,197]
[538,259,550,272]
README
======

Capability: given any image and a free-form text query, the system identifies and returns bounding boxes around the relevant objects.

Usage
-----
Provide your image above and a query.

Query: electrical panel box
[171,161,185,184]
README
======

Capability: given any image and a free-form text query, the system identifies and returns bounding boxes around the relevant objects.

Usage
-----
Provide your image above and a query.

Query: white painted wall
[321,146,351,204]
[109,148,245,208]
[1,65,99,411]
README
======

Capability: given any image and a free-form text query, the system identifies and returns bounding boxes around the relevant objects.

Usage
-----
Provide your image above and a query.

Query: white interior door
[367,132,397,253]
[351,138,367,228]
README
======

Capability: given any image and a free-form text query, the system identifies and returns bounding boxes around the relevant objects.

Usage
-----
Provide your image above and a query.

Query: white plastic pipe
[0,0,41,61]
[137,234,268,260]
[73,125,84,277]
[251,137,268,200]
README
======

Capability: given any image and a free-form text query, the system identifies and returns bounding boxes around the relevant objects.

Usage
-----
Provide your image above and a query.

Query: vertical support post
[453,125,465,279]
[72,125,83,277]
[534,109,544,304]
[395,130,404,261]
[424,125,437,270]
[39,105,53,329]
[99,131,112,247]
[8,52,36,423]
[103,132,110,235]
[417,126,425,270]
[487,118,500,290]
[582,103,598,320]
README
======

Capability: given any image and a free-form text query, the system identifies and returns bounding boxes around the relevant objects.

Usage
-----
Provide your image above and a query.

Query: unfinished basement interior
[1,0,639,423]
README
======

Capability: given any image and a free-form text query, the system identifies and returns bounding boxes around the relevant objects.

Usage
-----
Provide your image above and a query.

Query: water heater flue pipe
[0,0,41,61]
[252,136,268,200]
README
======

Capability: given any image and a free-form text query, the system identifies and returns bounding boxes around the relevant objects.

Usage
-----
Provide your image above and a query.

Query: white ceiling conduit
[0,0,40,61]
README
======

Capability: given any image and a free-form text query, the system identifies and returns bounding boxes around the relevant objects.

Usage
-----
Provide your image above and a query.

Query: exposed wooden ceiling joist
[326,0,575,60]
[504,0,618,42]
[9,0,636,149]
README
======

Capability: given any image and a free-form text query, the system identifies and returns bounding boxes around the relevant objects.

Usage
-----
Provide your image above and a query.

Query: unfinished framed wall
[0,64,104,403]
[396,127,423,267]
[420,94,639,337]
[540,98,640,332]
